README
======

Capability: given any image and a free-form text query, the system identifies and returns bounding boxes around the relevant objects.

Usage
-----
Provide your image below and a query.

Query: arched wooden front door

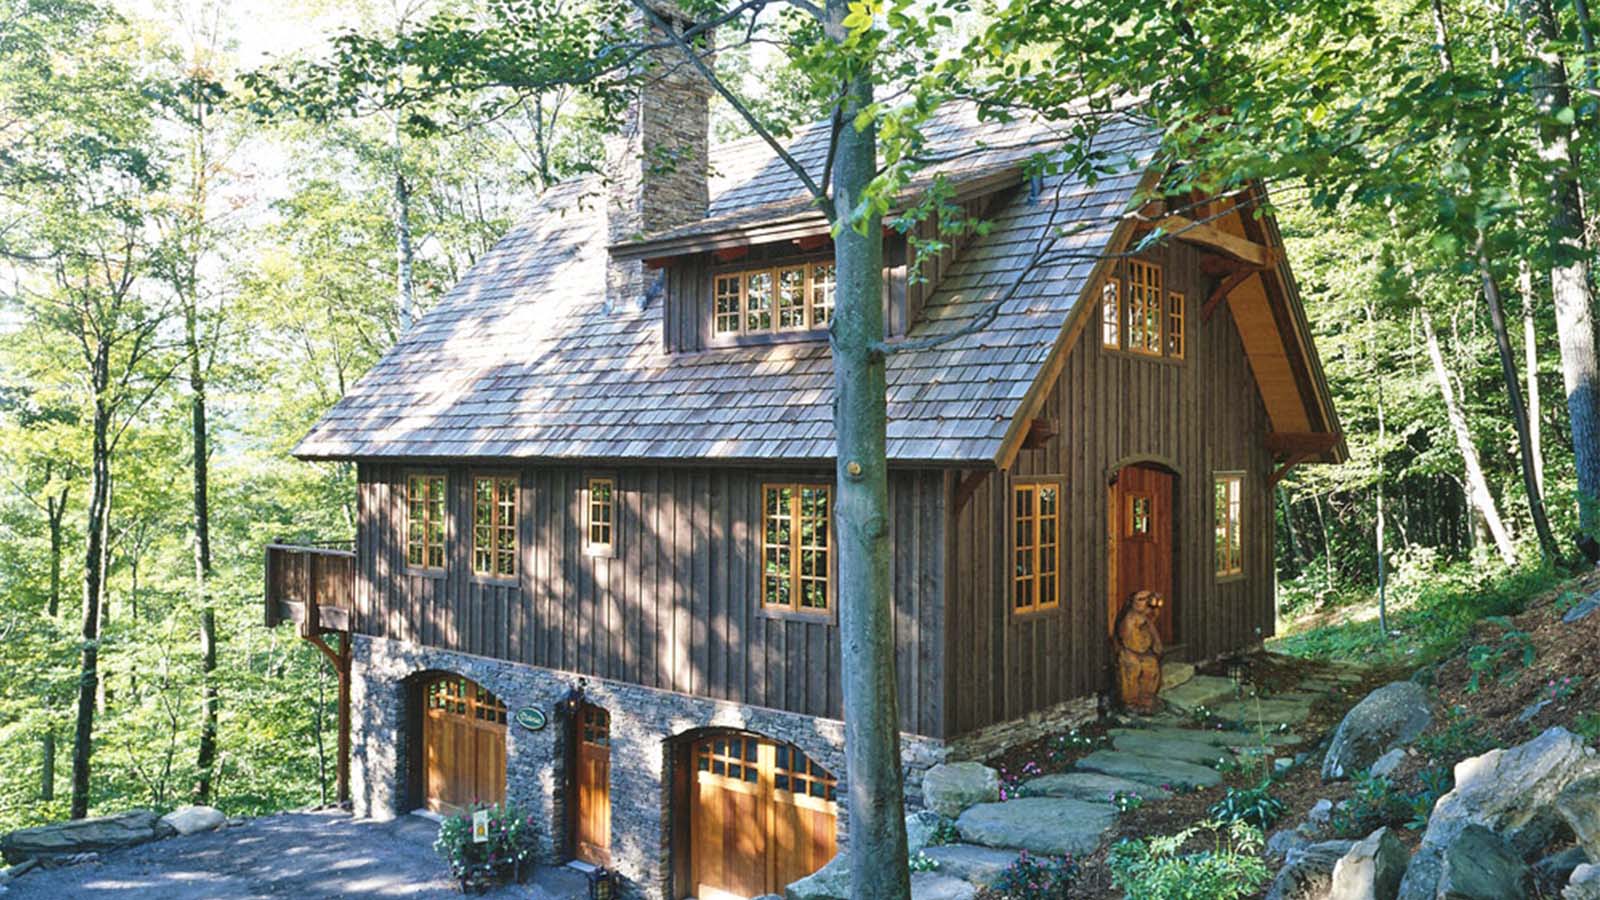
[1111,463,1177,643]
[686,733,838,900]
[420,674,507,814]
[572,703,611,866]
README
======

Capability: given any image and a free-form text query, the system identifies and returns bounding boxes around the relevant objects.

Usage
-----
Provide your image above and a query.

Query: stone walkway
[890,657,1368,900]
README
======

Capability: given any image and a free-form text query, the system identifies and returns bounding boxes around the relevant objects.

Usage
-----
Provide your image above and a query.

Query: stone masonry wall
[349,635,949,900]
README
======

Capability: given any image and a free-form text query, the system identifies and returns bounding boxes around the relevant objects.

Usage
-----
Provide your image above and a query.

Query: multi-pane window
[472,475,518,577]
[1102,261,1184,361]
[712,261,836,337]
[406,473,446,570]
[1215,473,1244,577]
[775,743,838,801]
[580,705,610,748]
[1101,279,1120,348]
[696,735,760,784]
[587,477,615,554]
[762,483,831,614]
[1013,480,1062,614]
[1167,290,1186,359]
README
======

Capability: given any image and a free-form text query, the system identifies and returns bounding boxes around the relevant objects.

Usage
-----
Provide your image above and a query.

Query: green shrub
[1413,706,1498,762]
[1108,820,1271,900]
[1329,774,1412,838]
[929,817,961,846]
[1575,712,1600,744]
[1464,617,1536,692]
[1207,782,1286,830]
[433,802,538,884]
[990,850,1080,899]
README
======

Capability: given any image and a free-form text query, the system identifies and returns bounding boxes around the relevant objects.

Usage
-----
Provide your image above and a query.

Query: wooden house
[262,35,1343,900]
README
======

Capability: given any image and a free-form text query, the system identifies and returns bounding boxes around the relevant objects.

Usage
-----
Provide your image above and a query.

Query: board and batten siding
[944,239,1276,738]
[353,464,948,738]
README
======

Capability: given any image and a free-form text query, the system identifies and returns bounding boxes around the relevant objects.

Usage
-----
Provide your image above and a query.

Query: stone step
[1024,771,1172,803]
[1073,749,1223,789]
[918,843,1019,888]
[1111,732,1240,768]
[1156,674,1239,710]
[1203,696,1316,727]
[910,871,976,900]
[955,797,1116,858]
[1108,725,1304,748]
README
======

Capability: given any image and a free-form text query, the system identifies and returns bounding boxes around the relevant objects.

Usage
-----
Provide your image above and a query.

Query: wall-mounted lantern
[585,866,615,900]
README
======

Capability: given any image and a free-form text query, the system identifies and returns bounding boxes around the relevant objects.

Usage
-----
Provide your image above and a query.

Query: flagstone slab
[1109,725,1304,748]
[917,844,1020,887]
[1111,732,1239,768]
[1024,771,1171,803]
[1073,750,1223,789]
[1206,696,1317,727]
[955,797,1117,858]
[1157,675,1239,710]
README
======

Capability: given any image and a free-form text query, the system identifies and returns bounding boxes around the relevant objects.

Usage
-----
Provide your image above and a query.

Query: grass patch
[1271,561,1564,666]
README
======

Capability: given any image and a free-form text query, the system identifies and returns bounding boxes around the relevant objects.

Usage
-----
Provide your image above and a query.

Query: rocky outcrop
[1329,827,1407,900]
[1436,824,1529,899]
[160,806,225,837]
[917,844,1018,887]
[1536,848,1592,895]
[922,763,999,818]
[1567,864,1600,900]
[1322,682,1432,781]
[786,853,849,900]
[954,797,1115,857]
[1558,772,1600,861]
[908,872,976,900]
[1266,840,1355,900]
[0,809,173,865]
[1398,727,1599,900]
[905,810,945,855]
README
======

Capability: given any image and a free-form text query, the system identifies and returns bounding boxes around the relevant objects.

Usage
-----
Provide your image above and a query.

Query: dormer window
[712,260,835,338]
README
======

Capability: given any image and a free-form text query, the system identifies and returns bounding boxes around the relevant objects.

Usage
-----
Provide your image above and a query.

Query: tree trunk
[70,359,112,820]
[1519,0,1600,554]
[47,487,66,618]
[393,117,416,332]
[1520,257,1545,495]
[823,2,909,895]
[1420,307,1518,566]
[42,731,55,802]
[1477,238,1562,563]
[190,305,218,805]
[1277,485,1300,579]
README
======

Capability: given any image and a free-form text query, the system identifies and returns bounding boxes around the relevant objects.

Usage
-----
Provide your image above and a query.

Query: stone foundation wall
[349,636,951,900]
[944,694,1100,762]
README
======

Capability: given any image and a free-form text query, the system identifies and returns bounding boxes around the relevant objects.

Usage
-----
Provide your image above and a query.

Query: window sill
[583,545,617,560]
[757,605,837,625]
[405,566,447,579]
[1101,347,1188,366]
[470,573,520,587]
[1010,603,1063,621]
[1215,572,1246,584]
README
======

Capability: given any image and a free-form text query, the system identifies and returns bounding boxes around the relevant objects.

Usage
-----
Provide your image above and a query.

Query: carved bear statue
[1114,590,1165,713]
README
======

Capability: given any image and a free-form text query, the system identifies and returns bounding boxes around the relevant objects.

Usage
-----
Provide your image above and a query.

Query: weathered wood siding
[944,239,1276,737]
[353,464,949,737]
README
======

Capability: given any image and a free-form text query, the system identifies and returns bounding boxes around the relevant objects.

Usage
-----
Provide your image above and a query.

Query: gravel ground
[0,809,586,899]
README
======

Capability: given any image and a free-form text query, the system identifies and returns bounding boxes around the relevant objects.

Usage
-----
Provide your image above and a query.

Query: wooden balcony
[264,542,355,637]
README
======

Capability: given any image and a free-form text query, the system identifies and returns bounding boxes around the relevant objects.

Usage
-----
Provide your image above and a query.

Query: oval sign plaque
[515,707,548,732]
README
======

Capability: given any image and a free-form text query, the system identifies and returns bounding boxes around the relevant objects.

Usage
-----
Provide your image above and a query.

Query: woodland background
[1,0,1596,832]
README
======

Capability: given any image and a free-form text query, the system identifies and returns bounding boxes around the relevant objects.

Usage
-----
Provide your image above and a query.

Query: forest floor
[0,809,587,900]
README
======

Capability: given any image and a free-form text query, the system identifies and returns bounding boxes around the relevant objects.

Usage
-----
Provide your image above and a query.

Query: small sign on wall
[515,706,548,732]
[472,809,490,843]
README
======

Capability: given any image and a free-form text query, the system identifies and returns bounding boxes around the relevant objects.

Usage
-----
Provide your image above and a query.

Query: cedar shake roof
[294,105,1154,463]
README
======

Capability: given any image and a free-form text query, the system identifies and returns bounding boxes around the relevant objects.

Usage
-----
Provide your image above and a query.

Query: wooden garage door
[688,734,837,900]
[421,675,507,814]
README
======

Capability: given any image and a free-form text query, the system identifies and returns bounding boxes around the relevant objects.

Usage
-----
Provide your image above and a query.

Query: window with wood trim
[712,261,836,337]
[472,475,518,577]
[1215,473,1244,577]
[406,473,446,570]
[762,483,831,614]
[1013,480,1062,613]
[1102,262,1184,361]
[1127,493,1153,537]
[1167,290,1186,359]
[775,742,839,801]
[1101,279,1120,348]
[587,477,615,554]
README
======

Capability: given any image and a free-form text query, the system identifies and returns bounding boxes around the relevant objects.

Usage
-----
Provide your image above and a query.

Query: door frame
[568,701,612,867]
[1106,456,1182,647]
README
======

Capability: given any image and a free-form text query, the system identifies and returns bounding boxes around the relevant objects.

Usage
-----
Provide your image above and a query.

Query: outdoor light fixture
[1225,659,1249,693]
[585,866,615,900]
[559,679,587,718]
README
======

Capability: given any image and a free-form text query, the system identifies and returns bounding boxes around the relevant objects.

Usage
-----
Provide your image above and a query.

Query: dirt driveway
[2,810,586,899]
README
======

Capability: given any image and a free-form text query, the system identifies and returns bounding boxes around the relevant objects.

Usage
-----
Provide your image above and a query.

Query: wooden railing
[264,542,356,636]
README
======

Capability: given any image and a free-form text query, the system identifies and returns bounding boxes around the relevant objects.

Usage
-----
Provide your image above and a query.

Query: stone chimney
[605,4,712,312]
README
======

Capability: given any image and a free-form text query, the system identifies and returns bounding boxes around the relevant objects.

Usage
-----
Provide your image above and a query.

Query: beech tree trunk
[46,486,66,618]
[191,309,218,804]
[1519,0,1600,551]
[393,116,416,332]
[70,357,112,820]
[1477,240,1561,563]
[824,1,910,895]
[1521,259,1545,496]
[1420,307,1518,566]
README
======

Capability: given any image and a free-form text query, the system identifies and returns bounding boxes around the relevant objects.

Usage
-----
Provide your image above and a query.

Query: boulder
[1398,728,1600,900]
[1535,848,1592,895]
[1567,864,1600,900]
[1436,825,1529,899]
[1023,771,1170,803]
[1322,682,1433,781]
[1110,732,1237,768]
[1370,748,1407,780]
[917,844,1017,887]
[786,853,849,900]
[1267,828,1312,861]
[1329,827,1407,900]
[1265,840,1355,900]
[160,806,224,837]
[1563,592,1600,624]
[1558,772,1600,861]
[922,763,999,818]
[1308,798,1336,830]
[905,810,945,855]
[0,809,171,865]
[955,797,1116,857]
[909,872,976,900]
[1073,749,1222,789]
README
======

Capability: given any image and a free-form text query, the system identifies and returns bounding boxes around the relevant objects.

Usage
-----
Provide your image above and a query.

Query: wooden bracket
[304,631,352,806]
[1020,418,1058,450]
[953,469,992,515]
[1269,451,1312,486]
[1202,268,1256,322]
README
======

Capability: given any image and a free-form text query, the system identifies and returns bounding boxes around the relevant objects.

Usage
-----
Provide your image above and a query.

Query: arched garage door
[420,674,507,814]
[687,733,838,900]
